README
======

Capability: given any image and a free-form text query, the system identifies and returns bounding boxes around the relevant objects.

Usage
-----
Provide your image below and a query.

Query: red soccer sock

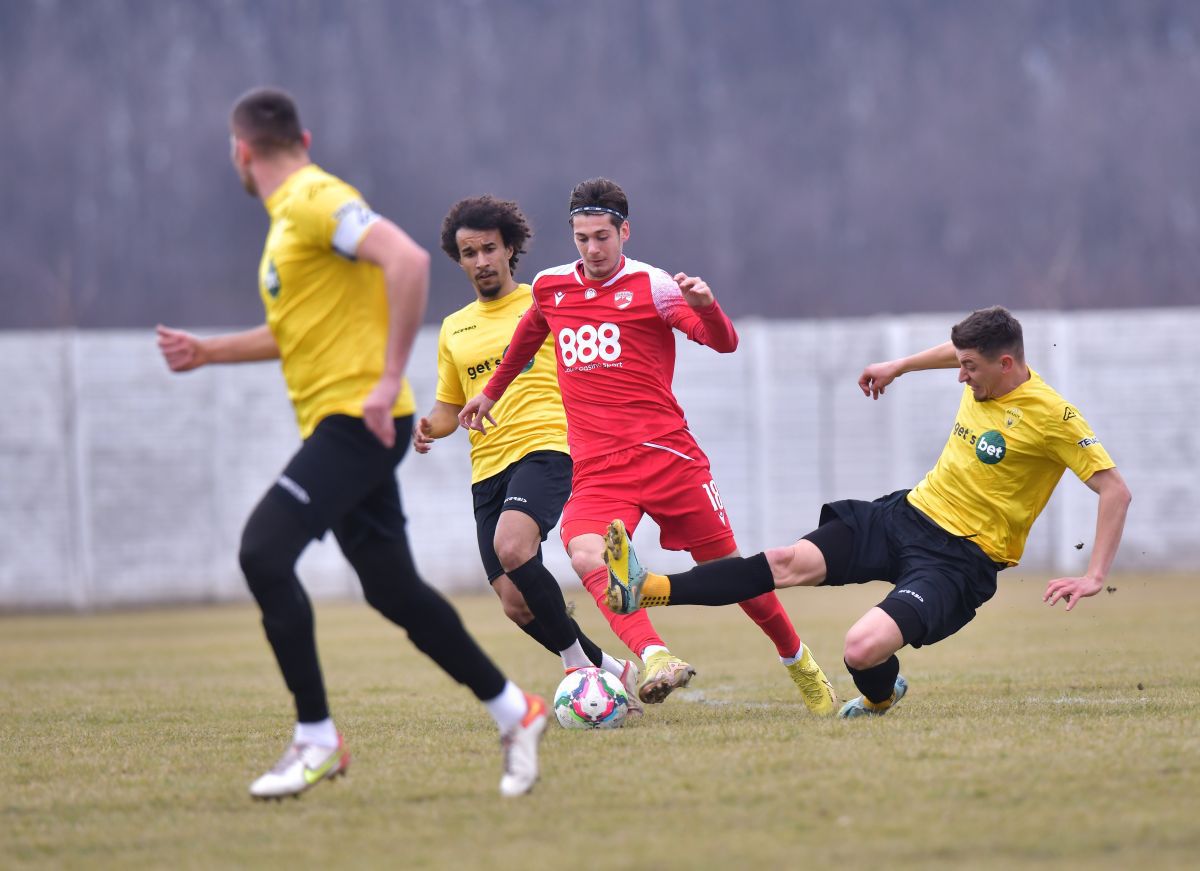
[738,591,802,658]
[580,566,665,658]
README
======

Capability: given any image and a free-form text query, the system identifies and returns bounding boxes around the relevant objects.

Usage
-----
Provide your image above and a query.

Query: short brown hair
[231,87,305,155]
[439,196,532,274]
[951,306,1025,360]
[568,178,629,228]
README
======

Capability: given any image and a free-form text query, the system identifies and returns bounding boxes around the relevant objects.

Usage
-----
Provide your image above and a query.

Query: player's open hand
[459,393,497,434]
[674,273,715,308]
[156,324,208,372]
[413,417,435,454]
[362,377,401,449]
[859,361,902,399]
[1042,574,1103,612]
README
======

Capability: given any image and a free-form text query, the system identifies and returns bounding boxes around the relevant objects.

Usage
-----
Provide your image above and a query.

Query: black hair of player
[231,87,306,155]
[568,178,629,229]
[951,306,1025,361]
[440,196,532,275]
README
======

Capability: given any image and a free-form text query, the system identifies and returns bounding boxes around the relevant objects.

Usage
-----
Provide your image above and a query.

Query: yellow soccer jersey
[259,163,415,438]
[436,284,568,482]
[907,368,1115,566]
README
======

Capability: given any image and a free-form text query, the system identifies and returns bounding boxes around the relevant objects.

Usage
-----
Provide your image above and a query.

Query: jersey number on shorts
[701,479,727,526]
[558,323,622,367]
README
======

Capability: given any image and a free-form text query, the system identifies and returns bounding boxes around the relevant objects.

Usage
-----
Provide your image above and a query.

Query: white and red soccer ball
[553,666,629,729]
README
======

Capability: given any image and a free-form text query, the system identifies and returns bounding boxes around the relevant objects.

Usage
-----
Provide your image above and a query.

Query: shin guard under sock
[506,559,578,651]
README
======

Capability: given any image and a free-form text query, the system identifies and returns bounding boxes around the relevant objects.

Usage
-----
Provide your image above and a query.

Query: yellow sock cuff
[641,572,671,607]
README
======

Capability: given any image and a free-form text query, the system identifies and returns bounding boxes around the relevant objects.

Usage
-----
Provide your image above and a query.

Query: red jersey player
[459,178,837,714]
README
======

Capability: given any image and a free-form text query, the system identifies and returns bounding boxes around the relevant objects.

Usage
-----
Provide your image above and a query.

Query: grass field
[3,573,1198,870]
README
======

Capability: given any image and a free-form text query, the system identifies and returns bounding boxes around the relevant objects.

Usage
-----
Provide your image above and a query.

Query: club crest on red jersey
[614,290,634,310]
[585,288,598,300]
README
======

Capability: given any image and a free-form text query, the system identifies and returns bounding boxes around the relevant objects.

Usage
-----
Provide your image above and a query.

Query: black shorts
[803,490,1000,648]
[471,450,573,582]
[267,414,412,554]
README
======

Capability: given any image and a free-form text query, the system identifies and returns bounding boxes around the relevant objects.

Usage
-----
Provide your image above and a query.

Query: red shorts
[560,428,737,559]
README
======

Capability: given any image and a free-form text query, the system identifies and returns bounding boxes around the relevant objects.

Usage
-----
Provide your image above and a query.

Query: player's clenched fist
[674,273,715,308]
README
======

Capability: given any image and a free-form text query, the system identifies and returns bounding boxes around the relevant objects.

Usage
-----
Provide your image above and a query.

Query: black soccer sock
[505,558,579,652]
[665,552,775,606]
[845,655,901,705]
[516,617,562,657]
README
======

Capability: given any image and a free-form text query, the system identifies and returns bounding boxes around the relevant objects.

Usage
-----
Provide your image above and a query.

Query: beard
[239,169,258,198]
[475,273,502,297]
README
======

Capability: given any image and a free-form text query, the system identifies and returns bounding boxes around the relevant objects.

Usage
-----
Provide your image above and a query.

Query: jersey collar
[574,256,629,289]
[264,164,320,216]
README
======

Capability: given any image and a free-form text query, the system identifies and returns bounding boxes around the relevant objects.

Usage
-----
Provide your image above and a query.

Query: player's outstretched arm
[414,401,463,454]
[356,218,431,448]
[1043,468,1131,612]
[462,306,550,430]
[155,323,279,372]
[859,340,959,399]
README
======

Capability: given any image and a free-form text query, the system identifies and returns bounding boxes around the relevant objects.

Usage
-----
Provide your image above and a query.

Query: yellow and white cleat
[786,646,838,716]
[638,651,696,704]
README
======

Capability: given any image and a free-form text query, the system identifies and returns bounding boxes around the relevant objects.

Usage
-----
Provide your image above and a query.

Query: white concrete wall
[0,308,1189,610]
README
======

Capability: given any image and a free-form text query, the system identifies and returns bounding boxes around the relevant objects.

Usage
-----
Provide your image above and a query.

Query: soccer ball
[553,666,629,729]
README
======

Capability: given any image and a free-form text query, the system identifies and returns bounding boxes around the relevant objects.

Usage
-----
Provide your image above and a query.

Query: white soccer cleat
[499,693,549,797]
[249,734,350,800]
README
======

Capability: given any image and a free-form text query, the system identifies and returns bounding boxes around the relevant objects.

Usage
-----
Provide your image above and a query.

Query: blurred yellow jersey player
[259,163,415,437]
[156,90,548,801]
[908,368,1115,566]
[414,196,640,710]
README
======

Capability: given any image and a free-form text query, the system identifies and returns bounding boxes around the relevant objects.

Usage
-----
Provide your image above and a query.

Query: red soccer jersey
[481,256,738,461]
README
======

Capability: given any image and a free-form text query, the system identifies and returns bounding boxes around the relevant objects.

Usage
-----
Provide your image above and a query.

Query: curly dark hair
[951,306,1025,360]
[568,178,629,228]
[440,196,532,274]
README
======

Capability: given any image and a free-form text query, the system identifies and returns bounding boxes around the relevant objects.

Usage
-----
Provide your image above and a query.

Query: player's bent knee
[493,535,539,574]
[767,541,826,588]
[238,538,293,594]
[842,623,898,670]
[569,549,603,580]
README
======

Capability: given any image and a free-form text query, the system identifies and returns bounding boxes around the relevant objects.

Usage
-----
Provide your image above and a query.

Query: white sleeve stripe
[331,201,381,258]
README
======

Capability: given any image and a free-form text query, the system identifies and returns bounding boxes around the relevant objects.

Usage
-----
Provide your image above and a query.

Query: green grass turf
[2,573,1198,870]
